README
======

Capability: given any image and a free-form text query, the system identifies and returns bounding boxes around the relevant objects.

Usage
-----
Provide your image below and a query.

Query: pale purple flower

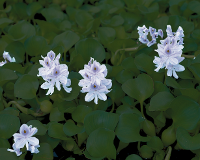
[152,32,159,40]
[81,82,111,104]
[27,144,40,154]
[139,35,149,44]
[166,25,184,44]
[158,29,163,38]
[149,26,156,36]
[147,39,156,47]
[38,51,71,95]
[79,57,112,104]
[0,51,15,67]
[7,124,40,156]
[7,143,22,156]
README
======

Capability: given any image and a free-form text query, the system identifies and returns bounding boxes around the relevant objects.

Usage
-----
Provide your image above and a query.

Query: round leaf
[49,107,65,122]
[122,74,154,103]
[0,114,20,139]
[63,120,84,136]
[75,38,106,63]
[86,128,116,159]
[149,92,174,111]
[72,105,92,123]
[84,110,119,135]
[0,148,18,160]
[170,96,200,130]
[27,120,47,136]
[98,27,116,45]
[125,154,143,160]
[5,41,25,63]
[14,74,39,99]
[115,113,150,143]
[32,143,53,160]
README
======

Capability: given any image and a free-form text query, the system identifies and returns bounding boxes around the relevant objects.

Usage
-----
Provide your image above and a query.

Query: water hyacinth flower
[153,25,185,79]
[7,124,40,156]
[166,25,184,45]
[0,51,16,66]
[37,50,72,95]
[137,25,163,46]
[79,57,112,104]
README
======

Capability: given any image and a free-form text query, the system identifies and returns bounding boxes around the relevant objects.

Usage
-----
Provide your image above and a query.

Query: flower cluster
[37,50,72,95]
[78,58,112,104]
[153,25,185,79]
[7,124,40,156]
[0,51,16,66]
[137,25,163,47]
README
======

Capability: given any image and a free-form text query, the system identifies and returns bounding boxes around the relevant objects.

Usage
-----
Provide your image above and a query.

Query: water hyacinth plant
[1,0,200,160]
[78,57,112,104]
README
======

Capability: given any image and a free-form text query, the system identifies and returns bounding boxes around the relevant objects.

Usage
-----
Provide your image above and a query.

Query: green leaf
[0,107,20,117]
[26,2,42,18]
[0,68,18,84]
[32,143,53,160]
[24,35,48,57]
[0,114,20,139]
[86,128,116,159]
[59,78,81,101]
[75,10,93,28]
[0,18,13,29]
[115,113,150,143]
[147,136,164,152]
[122,74,154,103]
[116,69,135,84]
[179,21,194,34]
[192,29,200,40]
[0,148,18,160]
[177,127,200,150]
[49,107,65,122]
[84,110,119,135]
[72,105,92,123]
[51,31,80,52]
[84,149,105,160]
[134,53,155,74]
[48,122,70,140]
[13,2,28,19]
[125,154,143,160]
[0,138,10,148]
[107,79,125,103]
[170,96,200,130]
[188,1,200,14]
[154,16,169,31]
[63,120,84,136]
[109,15,124,27]
[75,38,106,63]
[27,120,47,136]
[165,76,181,88]
[98,27,116,45]
[8,20,35,42]
[180,88,200,101]
[14,74,39,99]
[188,63,200,80]
[41,7,65,23]
[149,92,174,111]
[37,133,60,149]
[5,41,25,63]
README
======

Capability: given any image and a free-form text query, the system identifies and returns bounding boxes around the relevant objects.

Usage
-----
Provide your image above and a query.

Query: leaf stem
[115,44,141,56]
[164,69,167,85]
[6,101,47,117]
[165,146,172,160]
[137,141,141,151]
[140,101,146,119]
[94,103,98,111]
[110,101,115,113]
[181,54,195,58]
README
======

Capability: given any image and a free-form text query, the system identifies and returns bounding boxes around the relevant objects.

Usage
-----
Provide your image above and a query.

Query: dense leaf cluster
[1,0,200,160]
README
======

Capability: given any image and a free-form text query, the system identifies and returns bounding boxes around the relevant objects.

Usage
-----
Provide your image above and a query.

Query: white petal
[97,92,107,101]
[27,137,39,146]
[15,138,26,149]
[173,69,178,79]
[175,64,185,72]
[94,94,98,104]
[66,79,71,86]
[85,92,95,102]
[56,80,61,91]
[167,69,172,77]
[62,85,72,93]
[169,58,178,65]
